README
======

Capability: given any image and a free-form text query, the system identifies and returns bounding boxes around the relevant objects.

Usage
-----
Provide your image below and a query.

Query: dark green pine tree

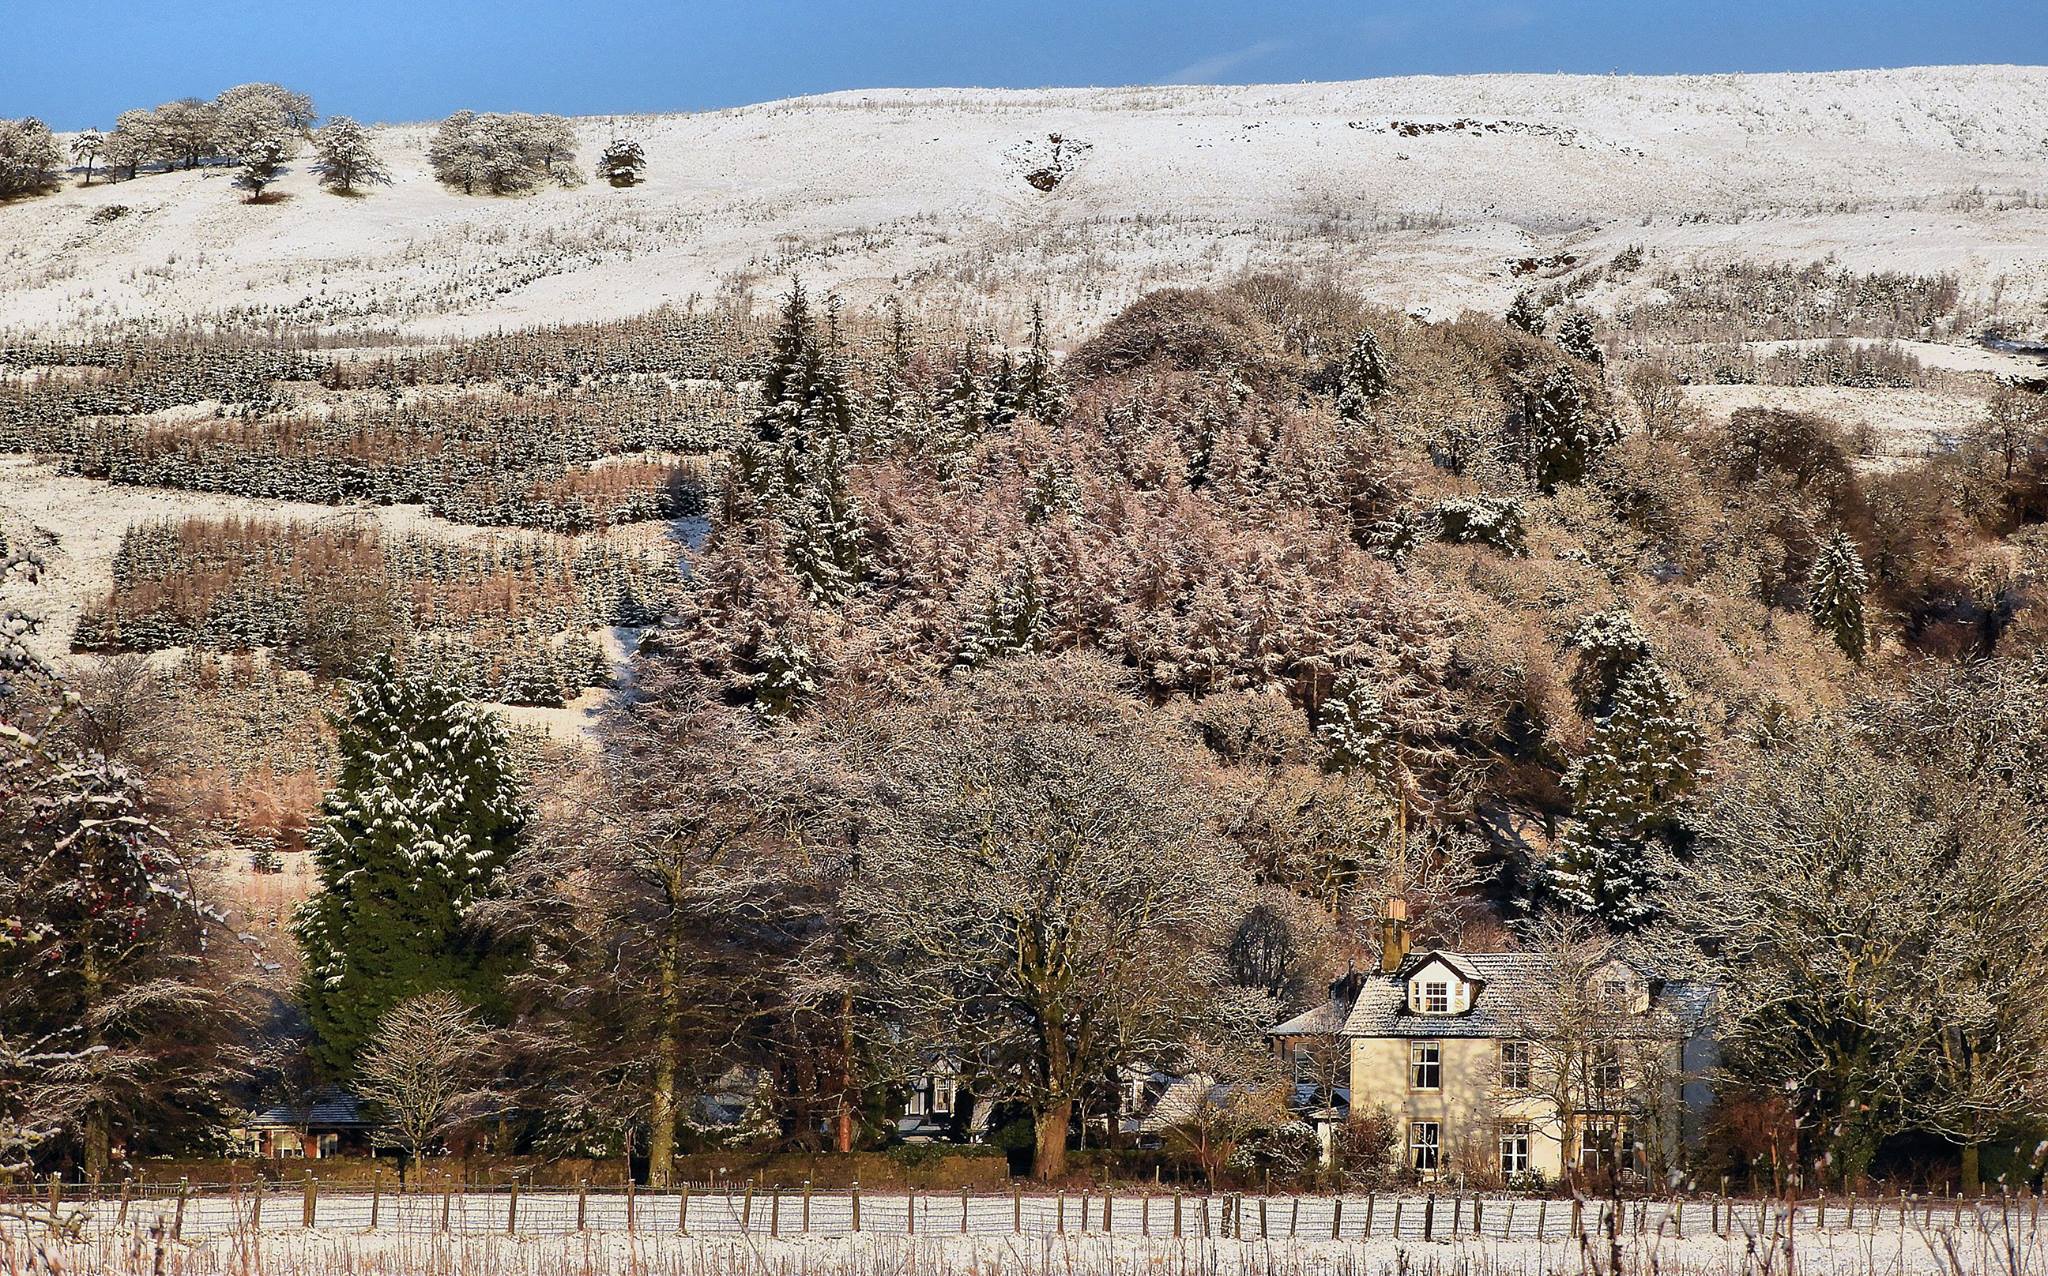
[1016,301,1066,422]
[754,280,857,454]
[1544,661,1704,929]
[293,655,528,1076]
[1335,328,1391,422]
[1809,530,1870,661]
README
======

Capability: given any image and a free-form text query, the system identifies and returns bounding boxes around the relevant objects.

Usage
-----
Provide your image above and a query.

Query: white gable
[1406,955,1475,1016]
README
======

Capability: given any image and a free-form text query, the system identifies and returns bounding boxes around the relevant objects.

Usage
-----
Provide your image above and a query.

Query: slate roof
[1270,951,1714,1042]
[245,1090,375,1129]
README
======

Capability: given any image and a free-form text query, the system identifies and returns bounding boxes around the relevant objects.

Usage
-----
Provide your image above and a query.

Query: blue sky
[6,0,2045,129]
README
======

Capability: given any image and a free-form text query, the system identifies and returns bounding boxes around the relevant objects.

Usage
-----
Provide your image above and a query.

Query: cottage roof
[244,1090,374,1129]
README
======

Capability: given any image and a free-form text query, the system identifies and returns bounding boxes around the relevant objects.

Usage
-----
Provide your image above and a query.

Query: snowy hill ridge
[4,65,2047,338]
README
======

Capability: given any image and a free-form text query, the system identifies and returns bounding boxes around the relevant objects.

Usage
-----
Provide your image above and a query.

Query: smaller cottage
[233,1090,378,1159]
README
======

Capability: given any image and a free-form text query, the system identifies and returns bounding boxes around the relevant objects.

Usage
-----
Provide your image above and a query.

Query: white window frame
[1422,980,1450,1013]
[1410,1120,1440,1173]
[1410,1040,1442,1091]
[1499,1121,1531,1176]
[1499,1039,1531,1091]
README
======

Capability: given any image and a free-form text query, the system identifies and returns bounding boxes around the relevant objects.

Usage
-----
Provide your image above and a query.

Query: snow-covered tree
[1555,312,1605,366]
[294,656,527,1076]
[0,118,61,197]
[355,991,487,1168]
[214,82,315,160]
[1809,529,1869,661]
[1016,300,1066,422]
[1567,609,1653,715]
[428,111,581,195]
[233,133,292,200]
[0,630,240,1180]
[311,116,390,194]
[1545,661,1704,928]
[1527,366,1605,491]
[844,655,1248,1179]
[69,128,104,185]
[596,135,646,187]
[1506,290,1547,336]
[1335,327,1391,422]
[105,110,158,179]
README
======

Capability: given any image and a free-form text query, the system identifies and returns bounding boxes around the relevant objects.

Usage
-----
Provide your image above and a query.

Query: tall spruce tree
[1810,530,1870,661]
[1016,301,1066,422]
[1545,661,1704,929]
[294,656,527,1076]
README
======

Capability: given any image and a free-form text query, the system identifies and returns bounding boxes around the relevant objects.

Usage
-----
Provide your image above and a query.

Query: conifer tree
[1545,661,1704,928]
[1506,290,1547,336]
[1555,312,1604,366]
[955,559,1052,667]
[1335,328,1391,422]
[1527,367,1604,491]
[596,135,647,187]
[1810,529,1870,661]
[294,656,527,1076]
[1567,609,1652,716]
[1016,301,1066,422]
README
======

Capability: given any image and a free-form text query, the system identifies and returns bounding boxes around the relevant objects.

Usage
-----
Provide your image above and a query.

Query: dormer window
[1406,956,1474,1015]
[1422,981,1450,1014]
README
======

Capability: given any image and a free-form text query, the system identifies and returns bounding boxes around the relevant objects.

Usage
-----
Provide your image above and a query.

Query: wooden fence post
[45,1174,60,1237]
[302,1171,317,1229]
[961,1186,971,1235]
[769,1185,780,1238]
[1105,1189,1114,1234]
[850,1181,861,1233]
[1473,1196,1484,1236]
[117,1177,134,1231]
[1394,1196,1405,1239]
[1199,1194,1210,1238]
[1173,1190,1183,1238]
[1569,1197,1583,1241]
[803,1181,812,1234]
[679,1183,691,1235]
[174,1178,190,1242]
[908,1189,918,1235]
[1365,1192,1377,1238]
[1537,1197,1548,1242]
[1259,1195,1268,1238]
[506,1178,519,1236]
[1142,1192,1151,1237]
[741,1178,754,1233]
[250,1177,264,1232]
[627,1177,637,1234]
[369,1169,381,1231]
[1014,1184,1022,1234]
[441,1180,452,1233]
[1423,1193,1436,1242]
[1332,1196,1343,1239]
[1057,1190,1066,1234]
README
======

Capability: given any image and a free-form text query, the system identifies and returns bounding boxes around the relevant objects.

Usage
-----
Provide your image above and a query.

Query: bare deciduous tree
[844,653,1251,1178]
[356,991,487,1168]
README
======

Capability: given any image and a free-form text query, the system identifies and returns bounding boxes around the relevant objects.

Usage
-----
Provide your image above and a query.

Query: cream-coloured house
[1269,916,1715,1184]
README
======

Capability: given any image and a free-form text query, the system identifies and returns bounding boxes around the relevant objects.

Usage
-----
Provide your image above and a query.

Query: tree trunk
[832,991,855,1153]
[84,1108,111,1182]
[1033,1100,1072,1181]
[647,906,684,1189]
[1961,1141,1982,1196]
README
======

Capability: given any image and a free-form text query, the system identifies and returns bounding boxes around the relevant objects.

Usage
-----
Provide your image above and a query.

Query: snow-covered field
[17,1189,2046,1276]
[4,67,2048,341]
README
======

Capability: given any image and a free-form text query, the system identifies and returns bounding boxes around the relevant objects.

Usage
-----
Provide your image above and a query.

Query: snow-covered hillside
[5,66,2048,340]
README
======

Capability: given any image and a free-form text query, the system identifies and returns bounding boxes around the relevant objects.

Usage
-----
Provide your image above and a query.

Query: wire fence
[16,1178,2048,1246]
